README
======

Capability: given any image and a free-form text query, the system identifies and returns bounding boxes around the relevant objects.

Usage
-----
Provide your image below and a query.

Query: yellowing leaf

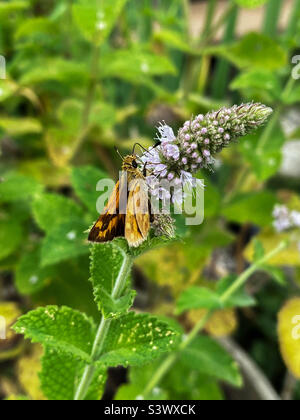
[0,302,23,361]
[245,229,300,266]
[136,243,206,297]
[278,298,300,378]
[17,345,46,400]
[187,308,238,338]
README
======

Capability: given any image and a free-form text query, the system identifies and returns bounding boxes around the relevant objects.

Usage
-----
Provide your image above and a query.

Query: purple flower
[141,104,273,206]
[162,143,180,161]
[272,205,292,232]
[157,123,176,144]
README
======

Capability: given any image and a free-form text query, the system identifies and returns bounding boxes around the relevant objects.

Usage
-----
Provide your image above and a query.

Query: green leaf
[230,69,281,100]
[216,275,256,308]
[261,265,286,286]
[90,243,135,319]
[239,124,286,181]
[40,220,89,267]
[15,246,54,294]
[206,33,287,71]
[0,117,42,136]
[71,166,108,214]
[15,17,57,41]
[100,48,176,81]
[234,0,269,7]
[253,239,265,262]
[40,348,106,401]
[0,172,43,203]
[176,287,222,314]
[153,29,198,54]
[20,58,87,86]
[98,313,179,367]
[222,191,277,227]
[0,1,29,17]
[72,0,129,44]
[180,336,242,387]
[0,215,23,261]
[13,306,96,362]
[32,193,84,233]
[281,85,300,105]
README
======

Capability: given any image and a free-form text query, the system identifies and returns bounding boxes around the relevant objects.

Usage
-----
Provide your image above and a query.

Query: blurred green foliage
[0,0,300,400]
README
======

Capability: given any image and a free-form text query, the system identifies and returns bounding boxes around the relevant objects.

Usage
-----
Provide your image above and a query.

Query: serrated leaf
[180,336,242,387]
[72,0,128,44]
[32,193,84,233]
[40,220,89,267]
[278,298,300,379]
[176,287,222,314]
[216,275,256,308]
[0,172,43,203]
[13,306,96,362]
[40,348,107,401]
[71,165,108,214]
[98,313,179,367]
[90,243,134,319]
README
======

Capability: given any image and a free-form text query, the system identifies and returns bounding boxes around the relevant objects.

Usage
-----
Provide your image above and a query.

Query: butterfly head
[122,154,139,172]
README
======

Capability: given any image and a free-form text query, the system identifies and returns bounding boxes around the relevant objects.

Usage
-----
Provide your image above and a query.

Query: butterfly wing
[125,178,150,248]
[88,179,125,243]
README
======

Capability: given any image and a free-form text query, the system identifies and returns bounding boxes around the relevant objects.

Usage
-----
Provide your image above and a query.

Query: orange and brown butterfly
[88,153,153,248]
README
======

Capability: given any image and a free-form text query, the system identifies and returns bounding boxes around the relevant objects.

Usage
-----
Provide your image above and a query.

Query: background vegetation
[0,0,300,400]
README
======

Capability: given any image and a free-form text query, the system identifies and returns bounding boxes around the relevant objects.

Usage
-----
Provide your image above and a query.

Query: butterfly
[88,152,152,248]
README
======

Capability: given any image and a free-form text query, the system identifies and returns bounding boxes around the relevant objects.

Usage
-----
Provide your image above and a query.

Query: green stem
[212,5,238,99]
[202,0,217,39]
[285,0,300,39]
[142,241,288,398]
[72,41,100,161]
[263,0,283,37]
[257,77,295,152]
[74,249,132,401]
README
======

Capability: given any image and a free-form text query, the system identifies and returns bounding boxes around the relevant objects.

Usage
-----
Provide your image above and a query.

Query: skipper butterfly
[88,154,152,248]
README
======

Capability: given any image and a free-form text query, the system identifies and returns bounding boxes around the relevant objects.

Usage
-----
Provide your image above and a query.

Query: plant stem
[72,41,100,161]
[202,0,217,39]
[285,0,300,39]
[74,249,132,401]
[212,5,238,99]
[263,0,283,38]
[142,241,288,398]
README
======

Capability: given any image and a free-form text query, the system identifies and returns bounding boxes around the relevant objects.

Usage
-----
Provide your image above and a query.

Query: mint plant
[13,240,180,400]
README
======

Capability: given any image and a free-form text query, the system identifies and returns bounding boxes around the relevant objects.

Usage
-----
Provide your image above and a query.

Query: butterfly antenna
[114,146,124,161]
[132,142,149,155]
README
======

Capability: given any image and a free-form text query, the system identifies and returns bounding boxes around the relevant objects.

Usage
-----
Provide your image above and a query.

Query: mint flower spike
[142,103,273,202]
